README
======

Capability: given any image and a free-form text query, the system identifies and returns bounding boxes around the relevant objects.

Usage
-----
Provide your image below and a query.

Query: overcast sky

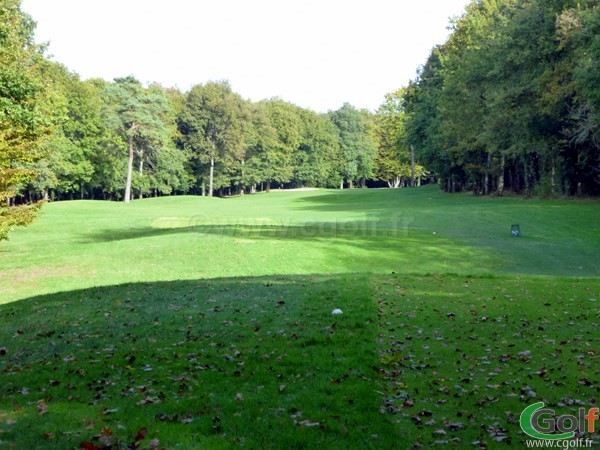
[21,0,471,113]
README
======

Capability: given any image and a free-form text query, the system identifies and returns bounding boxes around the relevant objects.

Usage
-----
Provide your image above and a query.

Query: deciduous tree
[101,76,170,202]
[0,0,64,239]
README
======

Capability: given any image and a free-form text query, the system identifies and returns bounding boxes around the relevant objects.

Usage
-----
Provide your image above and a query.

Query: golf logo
[520,402,598,441]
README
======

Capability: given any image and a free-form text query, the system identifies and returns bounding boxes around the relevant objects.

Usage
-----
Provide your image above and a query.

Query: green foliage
[29,130,94,197]
[404,0,600,195]
[242,100,281,190]
[243,100,342,191]
[0,201,41,240]
[178,81,247,196]
[243,99,305,190]
[293,110,341,187]
[0,0,64,238]
[375,88,415,187]
[101,77,172,202]
[4,0,600,204]
[329,104,378,187]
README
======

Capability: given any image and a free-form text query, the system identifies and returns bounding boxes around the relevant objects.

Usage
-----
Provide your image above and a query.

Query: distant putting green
[0,187,598,449]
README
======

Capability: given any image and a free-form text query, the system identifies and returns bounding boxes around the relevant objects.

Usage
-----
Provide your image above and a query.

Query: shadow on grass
[0,273,400,449]
[3,271,599,449]
[287,185,452,211]
[290,190,397,212]
[82,221,500,276]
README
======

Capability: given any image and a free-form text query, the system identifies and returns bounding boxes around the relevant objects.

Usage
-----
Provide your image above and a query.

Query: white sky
[21,0,471,113]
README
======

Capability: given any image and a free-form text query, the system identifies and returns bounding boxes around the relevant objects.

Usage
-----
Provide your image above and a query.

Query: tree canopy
[404,0,600,196]
[0,0,64,239]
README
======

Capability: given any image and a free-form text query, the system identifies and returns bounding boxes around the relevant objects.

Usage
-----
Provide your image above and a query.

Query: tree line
[2,0,422,212]
[2,0,599,238]
[403,0,600,196]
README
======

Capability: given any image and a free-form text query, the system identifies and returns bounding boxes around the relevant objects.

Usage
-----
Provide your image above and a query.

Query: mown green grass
[0,187,599,449]
[0,274,389,449]
[0,274,598,449]
[1,186,598,303]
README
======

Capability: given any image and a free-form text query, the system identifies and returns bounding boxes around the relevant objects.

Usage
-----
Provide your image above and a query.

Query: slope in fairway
[1,186,598,303]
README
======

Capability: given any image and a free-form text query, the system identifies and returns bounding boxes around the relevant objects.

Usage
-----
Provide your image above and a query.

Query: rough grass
[0,187,599,448]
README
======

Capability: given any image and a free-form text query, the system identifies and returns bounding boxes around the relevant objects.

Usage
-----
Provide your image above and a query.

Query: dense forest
[405,0,600,196]
[1,0,599,236]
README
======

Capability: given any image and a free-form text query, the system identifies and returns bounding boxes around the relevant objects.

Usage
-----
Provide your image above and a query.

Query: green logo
[520,402,586,440]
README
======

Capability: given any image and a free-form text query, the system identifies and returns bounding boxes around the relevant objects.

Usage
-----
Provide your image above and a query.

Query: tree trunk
[240,158,245,196]
[497,154,505,196]
[124,124,138,203]
[208,156,214,197]
[340,179,344,190]
[266,181,271,192]
[349,180,354,189]
[138,149,144,200]
[410,145,416,187]
[484,152,491,195]
[523,156,530,196]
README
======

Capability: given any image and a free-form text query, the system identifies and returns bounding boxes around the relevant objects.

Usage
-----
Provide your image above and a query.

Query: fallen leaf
[133,427,147,442]
[81,442,101,450]
[298,420,320,427]
[37,401,48,414]
[447,422,467,431]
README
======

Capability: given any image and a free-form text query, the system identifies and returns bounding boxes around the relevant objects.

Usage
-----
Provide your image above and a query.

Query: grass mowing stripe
[0,274,400,449]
